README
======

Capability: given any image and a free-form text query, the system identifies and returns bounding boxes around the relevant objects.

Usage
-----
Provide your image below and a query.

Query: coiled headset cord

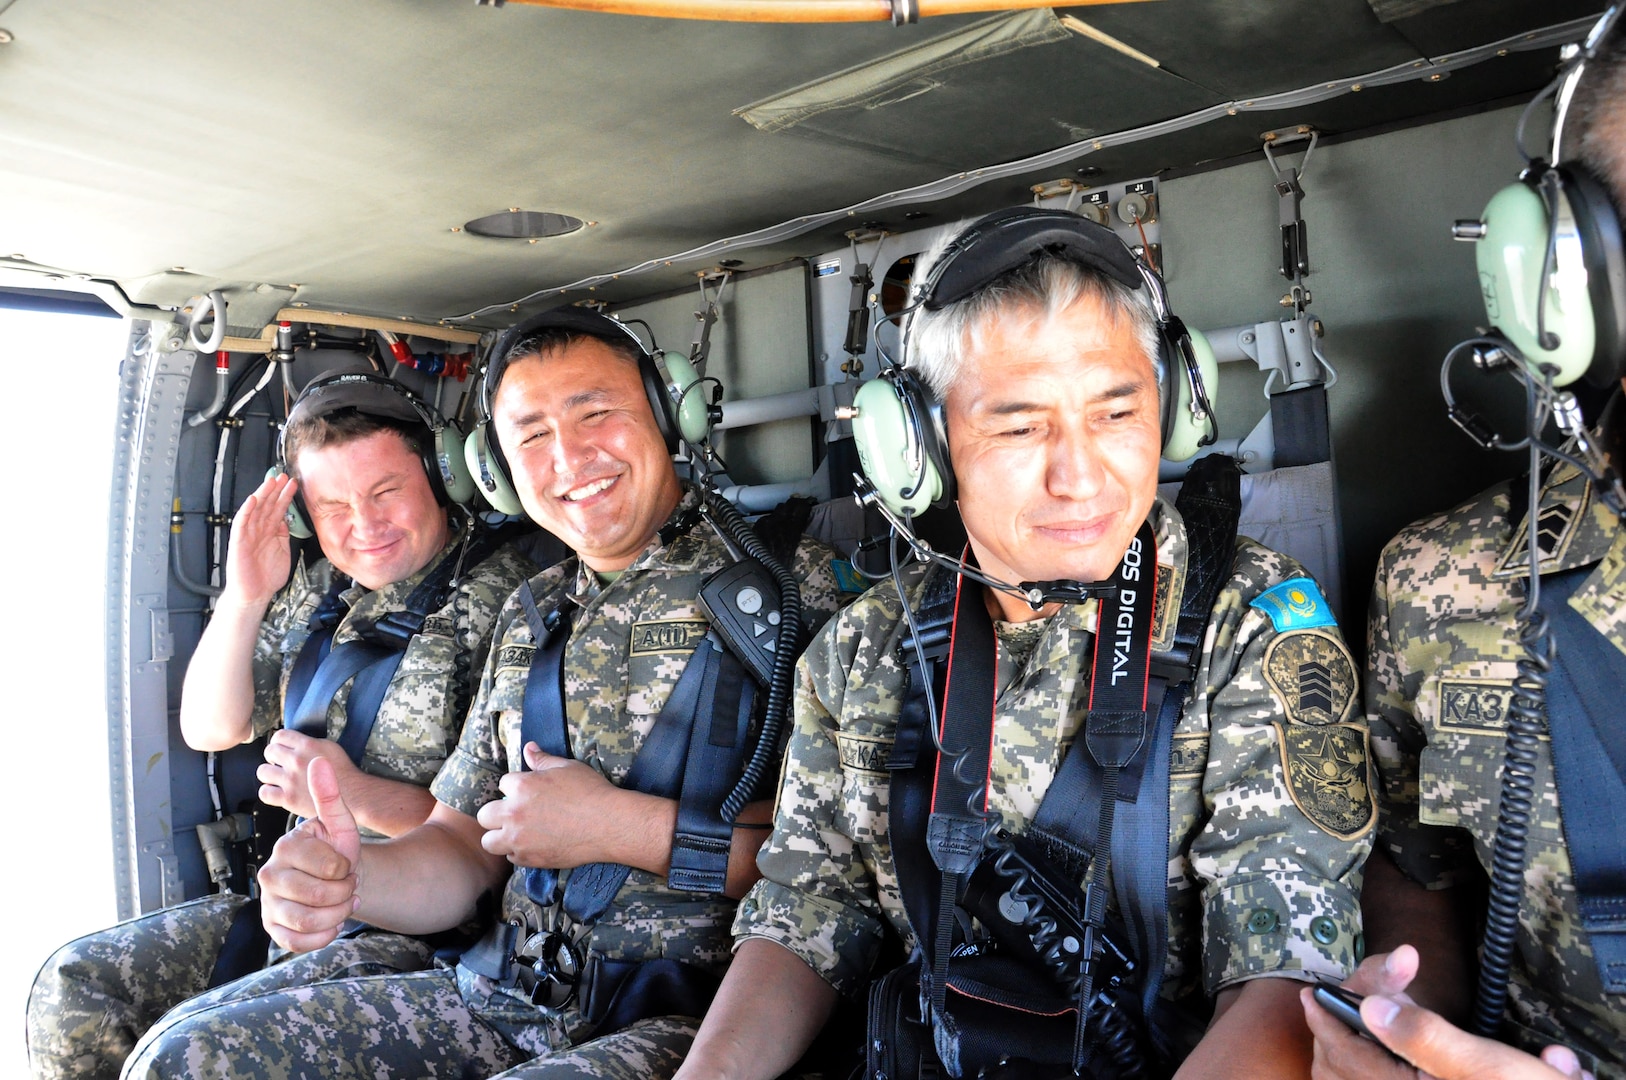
[1473,440,1553,1038]
[705,488,805,825]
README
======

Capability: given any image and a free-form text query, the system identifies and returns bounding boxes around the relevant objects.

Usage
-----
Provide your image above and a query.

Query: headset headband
[284,370,437,436]
[915,206,1146,311]
[1552,5,1623,165]
[479,307,652,419]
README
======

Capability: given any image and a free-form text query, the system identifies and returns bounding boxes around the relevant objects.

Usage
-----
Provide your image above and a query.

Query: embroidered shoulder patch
[1277,721,1377,840]
[831,558,869,595]
[1262,629,1356,727]
[1249,576,1337,633]
[629,619,710,655]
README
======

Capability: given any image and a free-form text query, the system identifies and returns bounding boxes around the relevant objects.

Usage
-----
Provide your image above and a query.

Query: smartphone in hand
[1312,984,1378,1041]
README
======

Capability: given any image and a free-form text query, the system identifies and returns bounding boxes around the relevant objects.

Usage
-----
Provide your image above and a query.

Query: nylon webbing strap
[518,578,573,907]
[924,568,997,1026]
[1270,384,1332,468]
[1163,454,1242,680]
[207,898,272,989]
[282,531,498,763]
[561,636,720,921]
[1537,567,1626,993]
[668,642,755,893]
[1068,520,1159,1070]
[557,632,754,919]
[334,649,407,763]
[285,640,399,747]
[281,577,351,730]
[889,567,958,775]
[886,564,956,1004]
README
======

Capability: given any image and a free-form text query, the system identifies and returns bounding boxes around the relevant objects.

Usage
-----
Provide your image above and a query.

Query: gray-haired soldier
[679,207,1374,1080]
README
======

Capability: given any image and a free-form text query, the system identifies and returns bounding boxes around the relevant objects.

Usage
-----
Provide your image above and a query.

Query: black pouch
[578,954,720,1037]
[868,953,1115,1080]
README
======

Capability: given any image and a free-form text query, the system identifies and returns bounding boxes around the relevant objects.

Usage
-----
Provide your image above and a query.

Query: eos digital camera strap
[911,524,1159,1072]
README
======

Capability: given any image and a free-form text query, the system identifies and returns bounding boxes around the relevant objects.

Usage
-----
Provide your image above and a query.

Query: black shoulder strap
[750,495,816,567]
[517,577,574,909]
[514,569,754,918]
[885,565,993,1047]
[282,529,503,765]
[1537,566,1626,994]
[1160,453,1242,681]
[281,574,352,730]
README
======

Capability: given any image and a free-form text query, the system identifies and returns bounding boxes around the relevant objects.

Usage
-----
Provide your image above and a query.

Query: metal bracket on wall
[141,838,184,908]
[1207,314,1329,390]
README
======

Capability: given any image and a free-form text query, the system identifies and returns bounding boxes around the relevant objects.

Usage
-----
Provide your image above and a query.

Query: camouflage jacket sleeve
[1364,517,1481,890]
[250,556,331,740]
[432,563,571,817]
[732,572,919,997]
[1185,539,1374,992]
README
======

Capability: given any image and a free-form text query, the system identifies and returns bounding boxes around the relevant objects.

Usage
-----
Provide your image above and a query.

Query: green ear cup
[850,376,945,518]
[464,425,526,517]
[659,351,713,446]
[435,422,476,506]
[1163,326,1220,462]
[1477,181,1596,386]
[265,465,313,540]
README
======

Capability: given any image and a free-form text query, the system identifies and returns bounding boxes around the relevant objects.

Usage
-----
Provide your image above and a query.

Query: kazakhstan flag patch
[1249,576,1337,633]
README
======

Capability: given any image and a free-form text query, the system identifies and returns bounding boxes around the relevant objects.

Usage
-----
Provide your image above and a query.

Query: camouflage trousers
[27,894,440,1080]
[121,968,698,1080]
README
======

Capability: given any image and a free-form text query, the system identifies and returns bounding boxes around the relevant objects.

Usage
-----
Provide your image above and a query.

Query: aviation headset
[1466,4,1626,389]
[277,369,476,540]
[464,306,711,517]
[849,206,1219,519]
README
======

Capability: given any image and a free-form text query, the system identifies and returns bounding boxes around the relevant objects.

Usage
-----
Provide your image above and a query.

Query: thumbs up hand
[258,757,362,953]
[477,743,670,871]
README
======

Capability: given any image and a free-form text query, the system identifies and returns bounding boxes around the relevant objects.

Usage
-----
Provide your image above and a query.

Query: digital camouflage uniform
[1368,462,1626,1079]
[27,532,535,1080]
[736,495,1376,1065]
[123,487,851,1080]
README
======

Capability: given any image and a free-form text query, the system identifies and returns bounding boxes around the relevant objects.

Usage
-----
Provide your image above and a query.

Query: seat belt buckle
[367,609,425,648]
[667,832,731,894]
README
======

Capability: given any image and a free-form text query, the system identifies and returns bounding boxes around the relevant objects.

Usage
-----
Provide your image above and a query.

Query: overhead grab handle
[186,290,228,354]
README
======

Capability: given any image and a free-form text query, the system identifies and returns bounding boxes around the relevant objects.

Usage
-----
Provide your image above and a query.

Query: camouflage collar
[566,484,708,603]
[1494,462,1618,580]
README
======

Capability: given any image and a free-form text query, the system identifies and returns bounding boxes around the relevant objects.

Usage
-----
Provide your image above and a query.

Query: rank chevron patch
[1262,629,1356,727]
